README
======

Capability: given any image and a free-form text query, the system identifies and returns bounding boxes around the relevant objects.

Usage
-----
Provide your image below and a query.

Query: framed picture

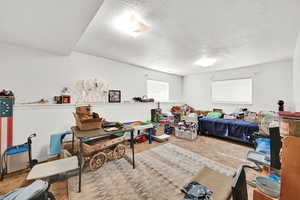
[108,90,121,103]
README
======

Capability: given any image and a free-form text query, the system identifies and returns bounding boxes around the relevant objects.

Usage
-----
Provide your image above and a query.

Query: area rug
[68,143,235,200]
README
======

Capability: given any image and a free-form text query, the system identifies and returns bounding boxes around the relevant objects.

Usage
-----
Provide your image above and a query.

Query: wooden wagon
[82,135,126,171]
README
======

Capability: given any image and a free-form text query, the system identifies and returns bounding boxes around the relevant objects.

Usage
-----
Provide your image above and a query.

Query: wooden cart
[82,135,126,171]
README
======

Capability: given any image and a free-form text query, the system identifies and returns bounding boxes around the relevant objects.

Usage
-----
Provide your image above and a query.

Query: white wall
[0,44,182,103]
[293,34,300,111]
[184,60,293,113]
[0,43,183,161]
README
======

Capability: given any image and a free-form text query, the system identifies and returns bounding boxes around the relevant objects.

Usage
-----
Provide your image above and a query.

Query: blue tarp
[198,117,259,144]
[5,144,29,156]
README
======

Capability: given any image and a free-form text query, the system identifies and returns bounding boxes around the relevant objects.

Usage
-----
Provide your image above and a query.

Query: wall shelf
[13,101,184,110]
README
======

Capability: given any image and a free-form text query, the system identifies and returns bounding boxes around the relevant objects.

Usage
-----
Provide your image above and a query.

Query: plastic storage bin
[175,128,197,141]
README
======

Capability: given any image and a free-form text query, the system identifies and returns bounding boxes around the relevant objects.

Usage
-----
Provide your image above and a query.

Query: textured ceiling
[0,0,104,55]
[0,0,300,75]
[75,0,300,75]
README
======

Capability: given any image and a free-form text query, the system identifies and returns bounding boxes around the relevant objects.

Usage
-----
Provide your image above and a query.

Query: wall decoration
[72,78,109,103]
[0,98,13,156]
[108,90,121,103]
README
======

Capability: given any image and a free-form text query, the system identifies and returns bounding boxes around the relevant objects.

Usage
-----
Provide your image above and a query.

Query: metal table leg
[78,140,83,193]
[130,131,135,169]
[72,130,75,153]
[149,128,152,144]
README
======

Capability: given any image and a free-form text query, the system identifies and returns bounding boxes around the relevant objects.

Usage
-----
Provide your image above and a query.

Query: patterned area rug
[68,143,235,200]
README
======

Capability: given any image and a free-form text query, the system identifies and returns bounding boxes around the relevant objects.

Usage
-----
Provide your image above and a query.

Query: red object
[279,111,300,117]
[160,121,171,124]
[135,135,147,143]
[61,95,71,104]
[0,116,13,154]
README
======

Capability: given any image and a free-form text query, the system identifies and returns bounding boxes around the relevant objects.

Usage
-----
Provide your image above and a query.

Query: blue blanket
[198,117,259,144]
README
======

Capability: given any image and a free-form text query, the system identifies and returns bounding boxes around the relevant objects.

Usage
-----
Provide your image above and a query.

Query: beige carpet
[68,143,235,200]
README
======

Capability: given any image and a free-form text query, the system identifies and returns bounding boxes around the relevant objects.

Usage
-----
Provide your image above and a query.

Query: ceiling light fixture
[194,56,217,67]
[114,12,148,37]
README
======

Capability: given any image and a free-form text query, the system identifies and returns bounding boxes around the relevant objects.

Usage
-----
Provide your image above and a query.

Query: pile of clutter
[171,104,195,123]
[177,120,197,132]
[175,111,198,141]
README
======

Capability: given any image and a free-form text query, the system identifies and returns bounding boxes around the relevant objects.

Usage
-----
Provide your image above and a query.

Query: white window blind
[147,80,169,102]
[212,78,253,104]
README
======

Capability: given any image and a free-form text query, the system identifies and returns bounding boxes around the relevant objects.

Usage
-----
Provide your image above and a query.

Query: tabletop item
[256,176,280,198]
[102,122,123,132]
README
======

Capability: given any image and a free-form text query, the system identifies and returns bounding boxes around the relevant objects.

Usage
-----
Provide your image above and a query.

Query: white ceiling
[0,0,104,55]
[1,0,300,75]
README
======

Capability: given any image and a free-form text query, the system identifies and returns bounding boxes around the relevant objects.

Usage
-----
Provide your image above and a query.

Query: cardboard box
[280,136,300,200]
[280,118,300,137]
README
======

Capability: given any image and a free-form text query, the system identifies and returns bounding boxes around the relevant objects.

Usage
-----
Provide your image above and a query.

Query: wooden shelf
[13,101,184,110]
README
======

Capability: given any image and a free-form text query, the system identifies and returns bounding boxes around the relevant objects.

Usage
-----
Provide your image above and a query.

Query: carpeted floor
[0,136,256,200]
[68,143,235,200]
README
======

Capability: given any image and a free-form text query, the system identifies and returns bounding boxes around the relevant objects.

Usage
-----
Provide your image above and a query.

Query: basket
[73,112,103,131]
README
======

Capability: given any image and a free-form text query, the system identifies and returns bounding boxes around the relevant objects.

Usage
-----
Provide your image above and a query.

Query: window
[212,78,252,104]
[147,80,169,102]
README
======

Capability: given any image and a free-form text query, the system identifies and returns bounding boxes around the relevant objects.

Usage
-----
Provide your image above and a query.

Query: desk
[199,117,259,144]
[27,156,81,192]
[71,126,135,192]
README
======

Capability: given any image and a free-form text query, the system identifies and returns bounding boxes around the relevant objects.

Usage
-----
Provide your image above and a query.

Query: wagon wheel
[103,149,114,161]
[113,144,126,159]
[89,152,107,171]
